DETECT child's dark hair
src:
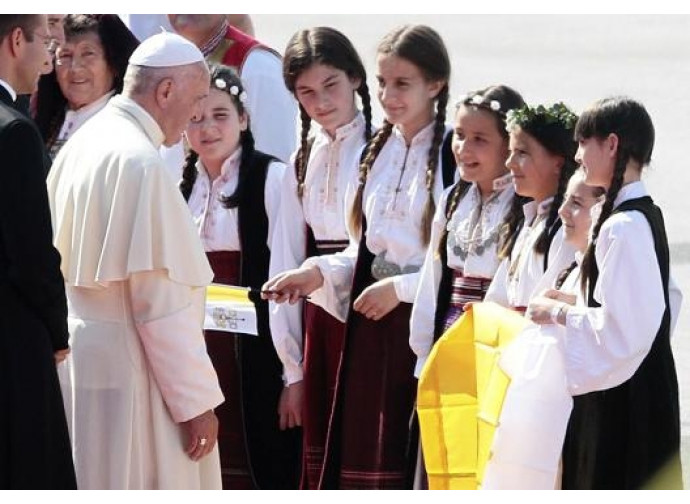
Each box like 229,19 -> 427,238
506,102 -> 579,257
441,85 -> 526,256
350,24 -> 450,245
180,64 -> 256,209
577,96 -> 655,294
283,26 -> 372,199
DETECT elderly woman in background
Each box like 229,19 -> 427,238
33,14 -> 139,158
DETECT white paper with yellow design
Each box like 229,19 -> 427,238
204,284 -> 258,335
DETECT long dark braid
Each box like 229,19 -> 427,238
534,155 -> 578,255
220,129 -> 257,209
358,81 -> 373,142
574,96 -> 656,295
453,85 -> 527,260
295,104 -> 312,199
505,102 -> 579,258
421,84 -> 449,245
579,154 -> 627,294
348,121 -> 394,238
180,64 -> 252,206
555,261 -> 578,290
497,195 -> 529,259
436,179 -> 472,255
374,25 -> 451,245
283,26 -> 372,199
179,150 -> 199,202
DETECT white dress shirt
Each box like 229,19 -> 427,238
0,78 -> 17,101
268,113 -> 367,384
562,181 -> 683,395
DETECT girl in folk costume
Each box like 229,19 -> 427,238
551,168 -> 605,295
527,97 -> 683,489
264,24 -> 456,489
483,102 -> 579,312
479,169 -> 605,490
409,85 -> 525,378
180,65 -> 299,489
269,27 -> 373,490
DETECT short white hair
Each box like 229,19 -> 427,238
122,62 -> 207,97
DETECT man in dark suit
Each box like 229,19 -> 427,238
0,14 -> 76,489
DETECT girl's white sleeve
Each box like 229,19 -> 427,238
267,160 -> 306,384
409,191 -> 447,377
562,212 -> 666,396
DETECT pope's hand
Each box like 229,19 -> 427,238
181,409 -> 219,461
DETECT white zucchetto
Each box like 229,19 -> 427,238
128,31 -> 205,68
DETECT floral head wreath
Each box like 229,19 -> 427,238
213,77 -> 248,105
459,92 -> 508,117
505,102 -> 577,132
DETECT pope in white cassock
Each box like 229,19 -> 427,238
47,32 -> 224,489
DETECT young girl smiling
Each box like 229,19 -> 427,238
269,26 -> 373,489
484,102 -> 579,312
263,24 -> 456,489
527,97 -> 682,489
181,65 -> 298,489
409,85 -> 525,377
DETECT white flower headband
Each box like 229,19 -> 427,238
462,93 -> 503,114
214,78 -> 248,104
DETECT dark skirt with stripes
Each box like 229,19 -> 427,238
301,239 -> 348,490
334,303 -> 417,489
204,251 -> 254,489
442,269 -> 492,331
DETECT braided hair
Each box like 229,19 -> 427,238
506,102 -> 579,257
350,24 -> 451,244
283,27 -> 372,199
576,97 -> 655,294
180,64 -> 256,210
444,85 -> 527,257
348,121 -> 394,238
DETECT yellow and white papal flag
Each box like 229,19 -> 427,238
204,283 -> 258,336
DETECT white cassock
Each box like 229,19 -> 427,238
47,95 -> 224,489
